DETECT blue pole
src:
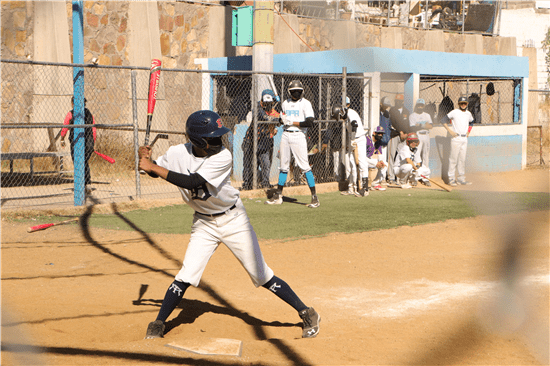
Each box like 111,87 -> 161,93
72,1 -> 85,205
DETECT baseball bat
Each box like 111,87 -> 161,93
27,218 -> 79,233
94,151 -> 115,164
144,59 -> 162,146
420,174 -> 452,192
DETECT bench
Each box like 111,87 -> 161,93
1,151 -> 71,179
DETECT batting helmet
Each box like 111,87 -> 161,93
406,132 -> 419,146
458,96 -> 468,104
331,105 -> 345,120
381,97 -> 391,107
288,80 -> 304,101
186,110 -> 230,152
288,80 -> 303,91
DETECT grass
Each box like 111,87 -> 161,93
18,188 -> 547,241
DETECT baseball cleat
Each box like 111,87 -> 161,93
341,188 -> 355,196
355,188 -> 369,197
458,180 -> 472,185
449,180 -> 458,187
401,183 -> 412,189
373,184 -> 386,191
307,195 -> 320,208
145,320 -> 165,339
265,192 -> 283,205
299,307 -> 321,338
420,180 -> 431,187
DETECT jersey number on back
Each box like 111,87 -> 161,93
190,183 -> 211,201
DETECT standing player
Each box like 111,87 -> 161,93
139,110 -> 320,339
408,98 -> 433,186
331,99 -> 369,197
443,96 -> 474,186
393,133 -> 431,188
265,80 -> 319,208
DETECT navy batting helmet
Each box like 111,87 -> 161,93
331,105 -> 345,120
186,110 -> 230,152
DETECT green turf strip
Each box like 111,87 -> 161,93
80,189 -> 548,240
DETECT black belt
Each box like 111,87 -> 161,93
457,134 -> 467,137
417,130 -> 429,134
284,129 -> 301,133
195,204 -> 237,218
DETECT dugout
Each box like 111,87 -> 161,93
199,47 -> 529,179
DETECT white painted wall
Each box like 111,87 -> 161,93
500,8 -> 550,89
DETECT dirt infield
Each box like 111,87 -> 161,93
2,168 -> 549,365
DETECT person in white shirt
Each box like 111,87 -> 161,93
265,80 -> 319,208
393,133 -> 431,188
408,98 -> 433,186
443,96 -> 474,186
138,110 -> 320,340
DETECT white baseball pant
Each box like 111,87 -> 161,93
279,131 -> 311,173
393,164 -> 431,183
448,135 -> 468,182
175,199 -> 274,288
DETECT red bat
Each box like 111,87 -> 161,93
144,59 -> 162,146
94,151 -> 115,164
27,218 -> 79,233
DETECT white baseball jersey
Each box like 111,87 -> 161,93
281,97 -> 314,133
347,108 -> 366,139
394,143 -> 422,168
409,112 -> 432,133
155,143 -> 239,215
447,109 -> 473,135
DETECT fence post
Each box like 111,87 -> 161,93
72,0 -> 85,206
340,67 -> 347,186
131,70 -> 141,198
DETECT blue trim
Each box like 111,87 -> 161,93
209,47 -> 528,78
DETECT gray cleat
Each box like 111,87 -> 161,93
299,307 -> 321,338
265,192 -> 283,205
145,320 -> 165,339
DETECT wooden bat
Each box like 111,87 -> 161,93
144,59 -> 162,146
420,174 -> 452,192
27,218 -> 79,233
94,151 -> 115,164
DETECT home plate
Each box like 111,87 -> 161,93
165,338 -> 242,357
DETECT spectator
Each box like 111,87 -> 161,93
387,94 -> 410,184
60,97 -> 96,193
443,96 -> 474,186
366,125 -> 388,191
241,89 -> 279,190
408,98 -> 433,180
393,133 -> 431,189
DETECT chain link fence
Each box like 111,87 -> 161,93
1,60 -> 374,208
418,77 -> 521,125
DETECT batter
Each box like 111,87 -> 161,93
139,110 -> 320,339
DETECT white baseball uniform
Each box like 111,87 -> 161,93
279,97 -> 314,173
393,142 -> 430,183
155,143 -> 274,287
409,111 -> 432,164
446,108 -> 473,183
346,108 -> 369,185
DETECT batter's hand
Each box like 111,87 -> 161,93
138,146 -> 152,160
138,155 -> 156,173
280,113 -> 293,126
376,161 -> 385,169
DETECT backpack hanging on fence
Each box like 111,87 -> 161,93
437,96 -> 454,123
468,93 -> 482,123
424,102 -> 437,122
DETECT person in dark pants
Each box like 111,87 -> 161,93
241,89 -> 279,190
60,97 -> 96,193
